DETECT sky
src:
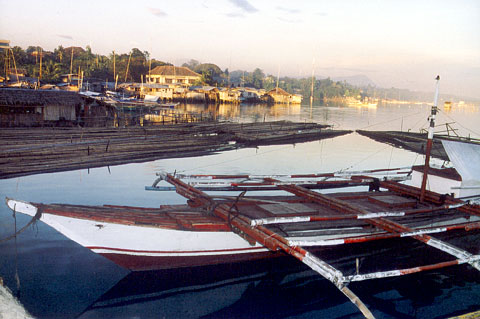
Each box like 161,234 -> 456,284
1,0 -> 479,98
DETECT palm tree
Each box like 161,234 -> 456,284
54,45 -> 65,63
42,60 -> 64,83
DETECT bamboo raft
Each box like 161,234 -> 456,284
0,121 -> 351,179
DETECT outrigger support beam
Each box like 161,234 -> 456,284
162,173 -> 480,318
278,183 -> 480,272
162,173 -> 376,319
147,170 -> 410,192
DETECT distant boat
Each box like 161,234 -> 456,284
346,97 -> 377,108
444,101 -> 452,110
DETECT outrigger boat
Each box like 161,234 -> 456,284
5,77 -> 480,318
6,171 -> 480,318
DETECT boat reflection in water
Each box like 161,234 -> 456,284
78,229 -> 480,319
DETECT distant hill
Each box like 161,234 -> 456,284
332,75 -> 376,87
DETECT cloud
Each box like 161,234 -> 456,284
276,6 -> 300,14
226,12 -> 245,18
228,0 -> 258,13
319,66 -> 378,73
148,7 -> 168,18
57,34 -> 73,40
316,12 -> 328,17
277,17 -> 302,24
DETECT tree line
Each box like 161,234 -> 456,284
1,45 -> 361,100
1,45 -> 170,84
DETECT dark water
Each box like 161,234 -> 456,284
1,102 -> 479,318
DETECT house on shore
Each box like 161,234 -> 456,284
146,66 -> 201,85
238,87 -> 263,103
187,86 -> 219,103
265,88 -> 302,104
0,88 -> 115,127
129,83 -> 174,100
0,88 -> 83,126
219,88 -> 242,103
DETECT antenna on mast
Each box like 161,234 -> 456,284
276,66 -> 280,93
419,75 -> 440,202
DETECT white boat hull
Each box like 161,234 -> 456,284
6,199 -> 271,271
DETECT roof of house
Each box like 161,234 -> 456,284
189,86 -> 217,92
149,65 -> 201,77
267,88 -> 290,96
0,88 -> 84,107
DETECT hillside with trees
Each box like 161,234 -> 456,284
5,44 -> 452,103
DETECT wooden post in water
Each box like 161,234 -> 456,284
420,75 -> 440,202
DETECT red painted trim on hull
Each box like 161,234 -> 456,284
99,250 -> 282,271
87,246 -> 266,254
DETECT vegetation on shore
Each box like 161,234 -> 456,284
5,45 -> 469,103
2,45 -> 362,101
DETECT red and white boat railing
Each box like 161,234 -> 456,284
146,167 -> 412,192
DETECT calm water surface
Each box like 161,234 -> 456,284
1,102 -> 479,318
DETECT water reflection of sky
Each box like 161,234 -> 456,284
181,102 -> 480,137
0,102 -> 479,318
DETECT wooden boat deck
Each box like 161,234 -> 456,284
37,188 -> 478,240
37,203 -> 231,231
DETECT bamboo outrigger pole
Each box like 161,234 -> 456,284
420,75 -> 440,202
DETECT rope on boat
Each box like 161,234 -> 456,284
0,204 -> 43,244
227,191 -> 246,236
437,108 -> 480,137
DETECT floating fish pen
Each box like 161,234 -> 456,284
357,130 -> 480,161
0,121 -> 351,179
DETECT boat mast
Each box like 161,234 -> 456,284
420,75 -> 440,202
38,48 -> 42,87
9,48 -> 20,83
124,51 -> 132,82
310,58 -> 315,106
69,47 -> 74,84
113,50 -> 116,83
276,66 -> 280,93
